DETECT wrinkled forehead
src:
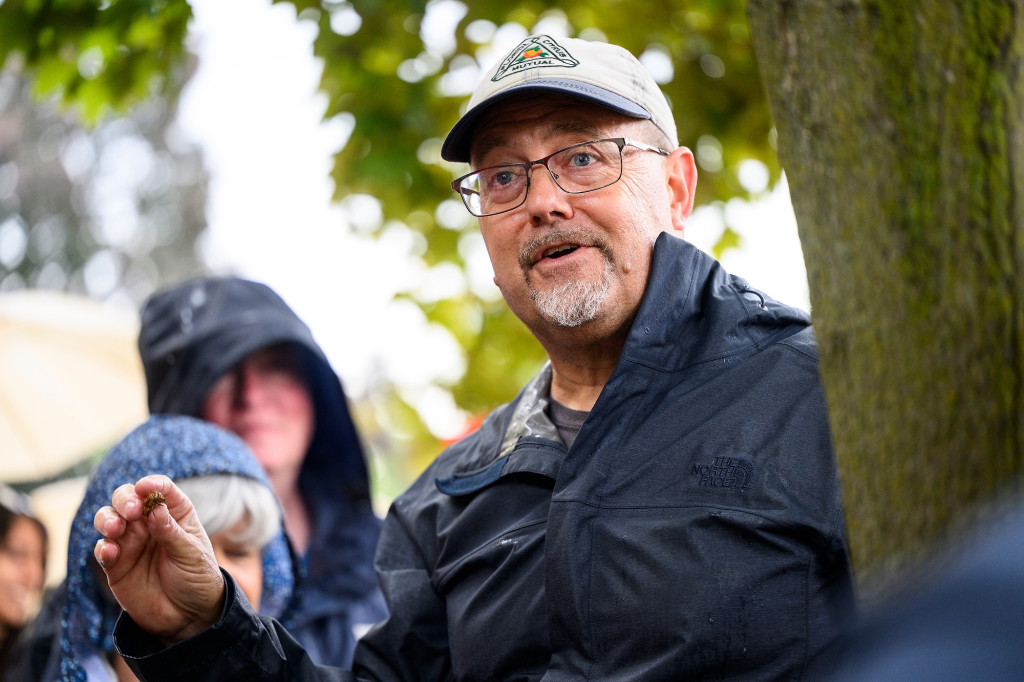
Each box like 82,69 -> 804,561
469,93 -> 644,164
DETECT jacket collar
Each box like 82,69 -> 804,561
498,363 -> 559,457
623,232 -> 811,371
493,233 -> 812,457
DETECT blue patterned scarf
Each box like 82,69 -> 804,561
59,414 -> 298,681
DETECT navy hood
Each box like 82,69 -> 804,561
138,276 -> 372,505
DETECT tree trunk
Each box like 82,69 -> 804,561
745,1 -> 1024,598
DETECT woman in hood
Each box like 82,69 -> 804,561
135,276 -> 385,667
6,414 -> 297,681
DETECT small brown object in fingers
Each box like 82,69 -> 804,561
142,491 -> 166,516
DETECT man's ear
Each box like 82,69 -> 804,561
665,147 -> 698,233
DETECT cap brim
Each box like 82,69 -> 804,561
440,78 -> 654,163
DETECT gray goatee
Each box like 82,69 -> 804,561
519,228 -> 615,328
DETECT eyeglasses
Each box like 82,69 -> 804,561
450,137 -> 669,217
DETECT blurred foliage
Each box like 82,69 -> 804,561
0,0 -> 777,490
0,0 -> 192,123
0,68 -> 208,305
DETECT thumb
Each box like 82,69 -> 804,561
139,483 -> 226,632
145,490 -> 218,570
145,501 -> 185,543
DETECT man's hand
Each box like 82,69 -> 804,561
93,475 -> 226,643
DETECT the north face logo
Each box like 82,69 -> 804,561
492,35 -> 579,82
691,457 -> 754,490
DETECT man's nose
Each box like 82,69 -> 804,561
523,163 -> 572,220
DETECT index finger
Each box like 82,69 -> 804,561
110,482 -> 144,522
94,504 -> 127,541
110,475 -> 174,521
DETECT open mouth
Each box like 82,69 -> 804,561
520,230 -> 600,269
543,244 -> 580,259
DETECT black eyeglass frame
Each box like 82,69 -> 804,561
450,137 -> 670,217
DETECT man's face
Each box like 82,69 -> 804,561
469,94 -> 693,344
200,345 -> 314,482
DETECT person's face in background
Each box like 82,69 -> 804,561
208,518 -> 263,610
200,346 -> 315,485
0,516 -> 46,632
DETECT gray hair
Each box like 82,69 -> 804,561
177,474 -> 281,548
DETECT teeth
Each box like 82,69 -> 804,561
544,245 -> 576,258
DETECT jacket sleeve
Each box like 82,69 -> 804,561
114,570 -> 353,682
351,495 -> 453,681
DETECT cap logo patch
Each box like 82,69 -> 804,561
492,35 -> 579,82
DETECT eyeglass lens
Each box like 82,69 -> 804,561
459,139 -> 624,217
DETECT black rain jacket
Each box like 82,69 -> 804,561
118,235 -> 854,681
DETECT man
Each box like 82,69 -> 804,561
94,35 -> 855,680
137,276 -> 387,667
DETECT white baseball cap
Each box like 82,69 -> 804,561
441,35 -> 678,162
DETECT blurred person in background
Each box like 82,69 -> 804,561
136,276 -> 385,668
0,485 -> 47,674
824,496 -> 1024,681
5,414 -> 297,681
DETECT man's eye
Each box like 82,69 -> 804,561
493,170 -> 516,186
569,152 -> 594,167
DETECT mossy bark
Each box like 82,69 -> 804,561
746,0 -> 1024,598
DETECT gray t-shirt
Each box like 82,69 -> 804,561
546,398 -> 589,449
